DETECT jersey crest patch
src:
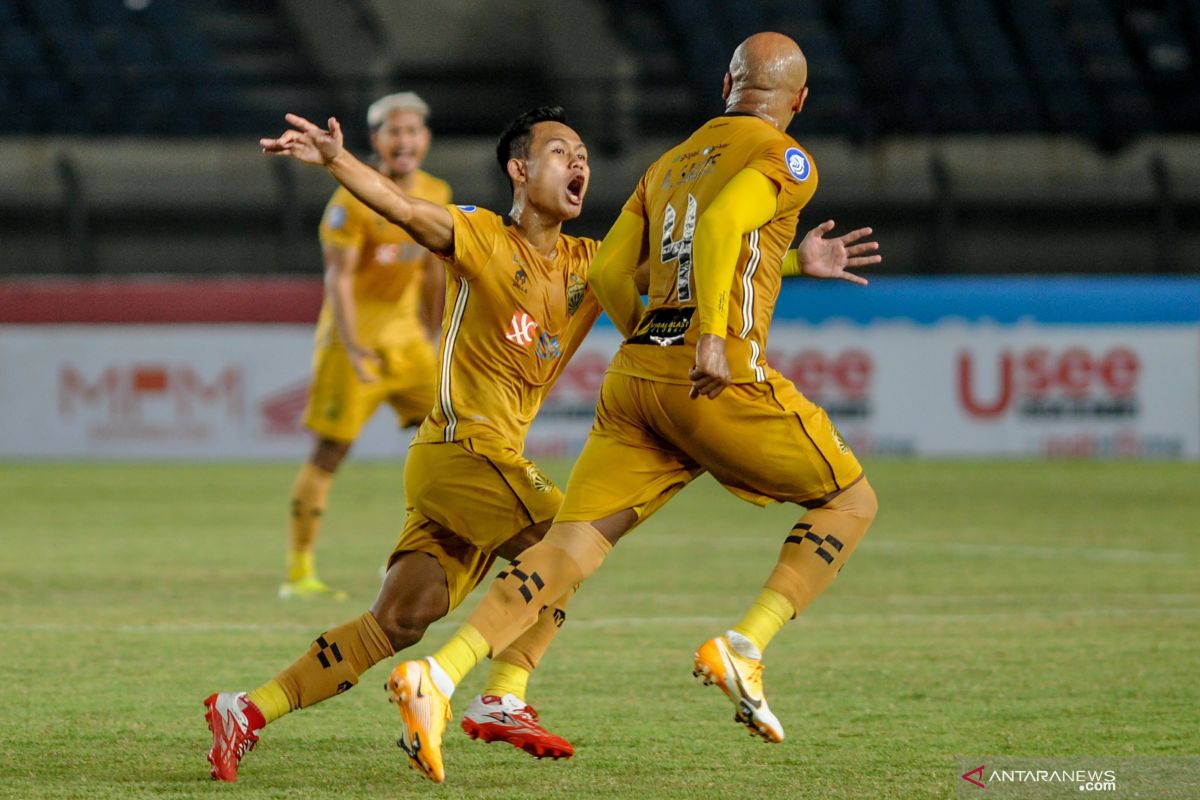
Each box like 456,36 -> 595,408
784,147 -> 811,182
326,205 -> 347,230
567,273 -> 586,315
525,464 -> 556,493
504,311 -> 539,347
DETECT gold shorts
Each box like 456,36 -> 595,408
557,368 -> 862,525
388,438 -> 564,611
303,336 -> 436,442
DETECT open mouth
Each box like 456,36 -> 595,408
566,174 -> 585,205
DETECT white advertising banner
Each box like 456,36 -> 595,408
1,323 -> 1197,459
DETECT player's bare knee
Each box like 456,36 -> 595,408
372,601 -> 438,652
310,438 -> 351,473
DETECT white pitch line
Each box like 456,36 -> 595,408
867,540 -> 1192,565
1,606 -> 1198,635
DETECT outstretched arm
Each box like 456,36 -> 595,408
261,114 -> 455,255
781,220 -> 881,284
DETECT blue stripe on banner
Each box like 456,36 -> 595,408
597,277 -> 1200,327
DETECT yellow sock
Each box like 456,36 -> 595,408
288,462 -> 334,580
287,550 -> 316,583
482,661 -> 531,701
733,588 -> 795,653
246,679 -> 292,725
432,624 -> 490,686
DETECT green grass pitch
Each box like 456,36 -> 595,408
0,459 -> 1197,799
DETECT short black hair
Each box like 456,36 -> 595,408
496,105 -> 568,188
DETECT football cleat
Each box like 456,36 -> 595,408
387,658 -> 452,783
203,692 -> 265,782
461,694 -> 574,760
693,634 -> 785,743
278,576 -> 348,601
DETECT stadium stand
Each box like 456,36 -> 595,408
0,0 -> 1197,278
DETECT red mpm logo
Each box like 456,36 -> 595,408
958,347 -> 1139,418
259,379 -> 310,436
59,363 -> 244,421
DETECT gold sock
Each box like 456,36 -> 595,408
431,624 -> 490,686
246,680 -> 291,725
288,462 -> 334,580
482,661 -> 531,701
489,584 -> 575,675
765,479 -> 878,614
467,523 -> 610,656
270,611 -> 394,711
733,588 -> 795,653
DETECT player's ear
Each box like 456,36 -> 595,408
722,72 -> 733,101
506,158 -> 527,186
794,86 -> 809,113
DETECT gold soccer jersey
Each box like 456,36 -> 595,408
316,170 -> 452,349
610,114 -> 818,385
412,205 -> 601,452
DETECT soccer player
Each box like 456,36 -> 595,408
282,91 -> 448,601
387,32 -> 882,783
203,106 -> 619,782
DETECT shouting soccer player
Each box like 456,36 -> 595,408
203,106 -> 623,781
388,32 -> 882,783
282,92 -> 448,602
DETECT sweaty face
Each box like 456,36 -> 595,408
370,110 -> 431,179
520,121 -> 590,221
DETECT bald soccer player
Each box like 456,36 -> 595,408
203,106 -> 651,782
388,32 -> 882,783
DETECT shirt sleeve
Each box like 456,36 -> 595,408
620,173 -> 648,219
746,139 -> 819,217
319,187 -> 368,249
443,205 -> 500,280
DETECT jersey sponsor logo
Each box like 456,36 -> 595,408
326,205 -> 348,230
504,311 -> 539,347
784,147 -> 811,182
456,204 -> 477,213
626,306 -> 695,346
535,331 -> 562,361
566,273 -> 586,315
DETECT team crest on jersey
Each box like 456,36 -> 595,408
504,311 -> 539,347
831,423 -> 850,454
325,205 -> 347,230
784,147 -> 811,182
567,273 -> 586,315
525,464 -> 556,493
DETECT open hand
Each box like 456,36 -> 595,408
260,114 -> 345,166
795,220 -> 881,285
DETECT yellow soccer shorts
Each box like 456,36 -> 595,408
303,336 -> 437,442
557,367 -> 863,525
387,438 -> 565,611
